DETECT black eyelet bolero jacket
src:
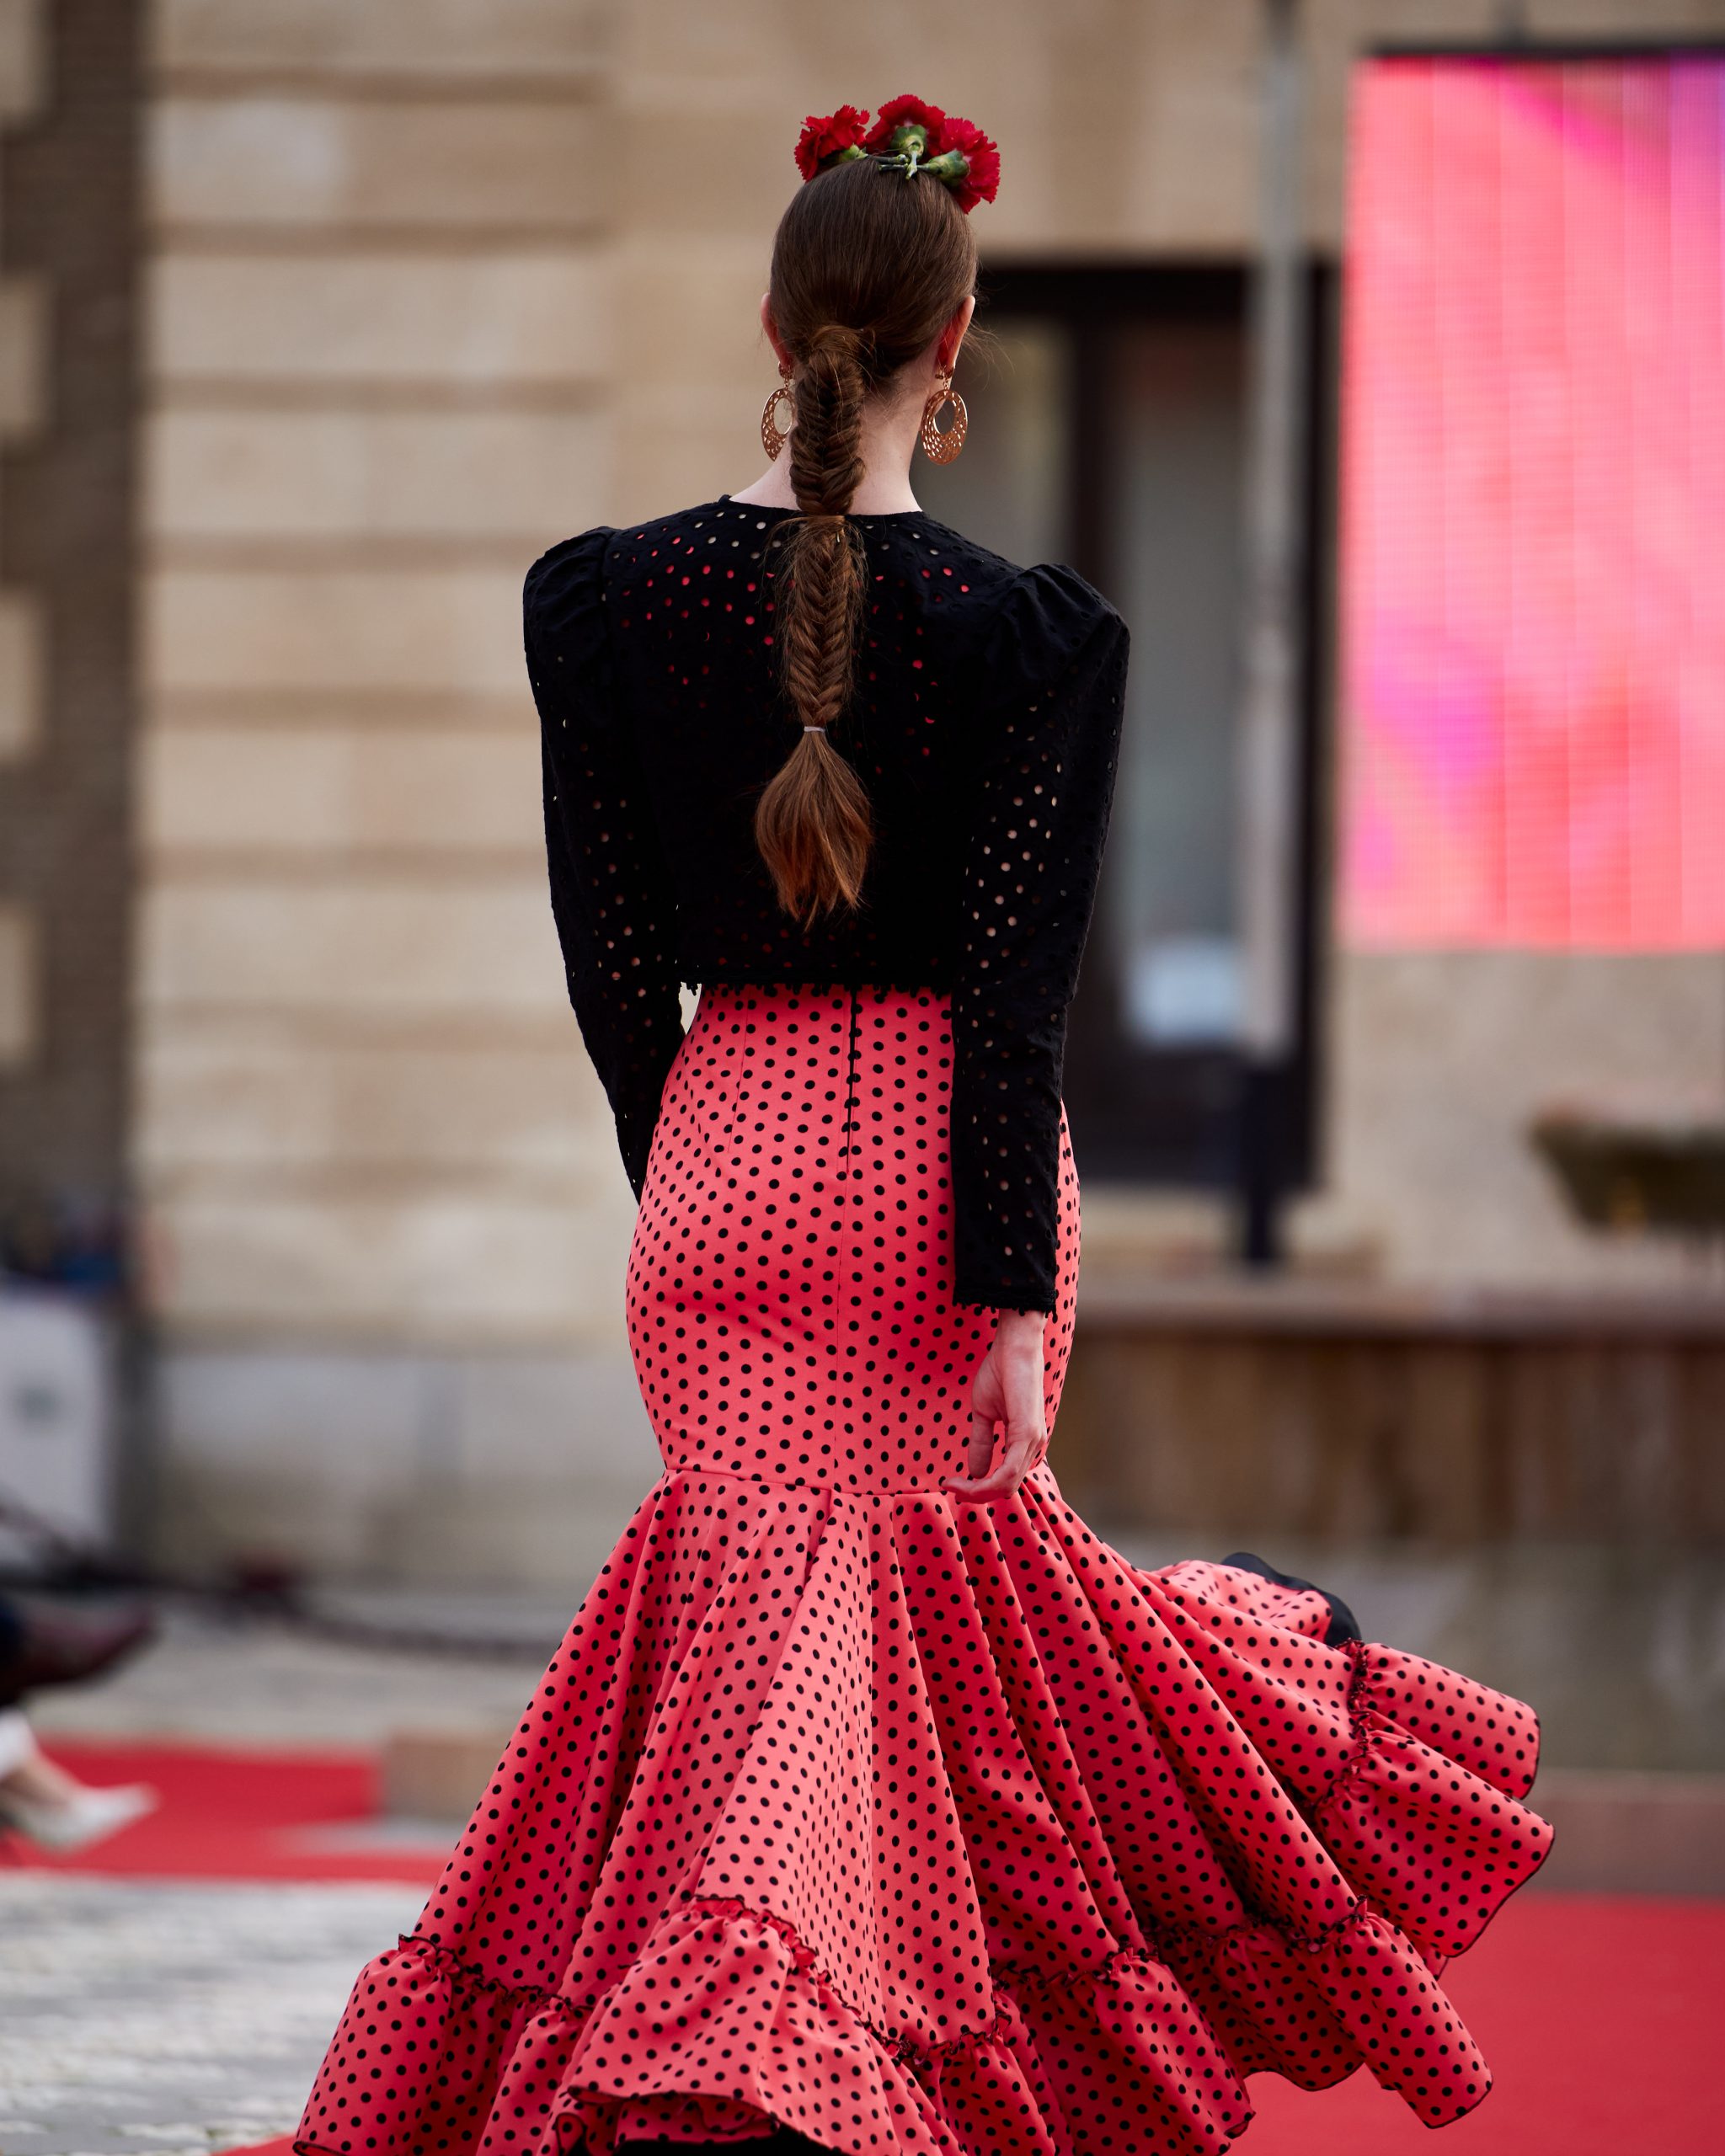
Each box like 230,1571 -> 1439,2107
525,495 -> 1129,1314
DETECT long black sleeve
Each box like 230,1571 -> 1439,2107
526,530 -> 686,1196
949,566 -> 1130,1310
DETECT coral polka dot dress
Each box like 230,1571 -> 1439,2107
295,501 -> 1551,2156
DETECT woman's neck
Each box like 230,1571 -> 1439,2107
729,387 -> 926,515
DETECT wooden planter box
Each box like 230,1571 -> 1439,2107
1056,1278 -> 1725,1547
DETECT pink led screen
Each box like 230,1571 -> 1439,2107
1340,52 -> 1725,947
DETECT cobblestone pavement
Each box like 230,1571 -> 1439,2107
29,1597 -> 563,1749
0,1873 -> 422,2156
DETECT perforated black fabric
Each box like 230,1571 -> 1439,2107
526,496 -> 1128,1311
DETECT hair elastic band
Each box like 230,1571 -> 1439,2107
804,724 -> 826,734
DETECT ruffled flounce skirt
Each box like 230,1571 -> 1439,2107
294,1470 -> 1550,2156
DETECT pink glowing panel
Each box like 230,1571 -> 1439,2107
1339,53 -> 1725,947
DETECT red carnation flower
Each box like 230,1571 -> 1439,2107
932,114 -> 1001,212
794,104 -> 870,182
864,93 -> 946,159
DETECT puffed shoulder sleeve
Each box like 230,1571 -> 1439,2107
951,563 -> 1130,1310
526,528 -> 686,1199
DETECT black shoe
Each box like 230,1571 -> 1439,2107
0,1598 -> 157,1708
1220,1551 -> 1362,1646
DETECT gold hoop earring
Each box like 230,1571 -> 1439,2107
920,371 -> 967,464
761,362 -> 794,461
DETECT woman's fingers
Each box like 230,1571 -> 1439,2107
948,1310 -> 1049,1498
964,1411 -> 998,1481
946,1417 -> 1048,1500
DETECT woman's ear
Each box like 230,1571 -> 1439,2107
761,293 -> 792,370
937,294 -> 977,376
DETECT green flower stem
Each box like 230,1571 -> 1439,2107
920,150 -> 970,185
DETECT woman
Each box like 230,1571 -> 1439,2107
296,99 -> 1549,2156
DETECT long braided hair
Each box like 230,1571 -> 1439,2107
756,157 -> 977,921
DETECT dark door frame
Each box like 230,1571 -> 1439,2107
973,259 -> 1337,1190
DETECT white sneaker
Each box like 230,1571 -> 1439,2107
0,1780 -> 158,1852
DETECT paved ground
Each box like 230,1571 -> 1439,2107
29,1594 -> 561,1749
4,1600 -> 542,2156
0,1874 -> 422,2156
27,1537 -> 1725,1767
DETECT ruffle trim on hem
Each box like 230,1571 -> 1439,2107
292,1866 -> 1544,2156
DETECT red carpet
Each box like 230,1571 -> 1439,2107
222,1894 -> 1723,2156
8,1738 -> 441,1883
1248,1892 -> 1721,2153
12,1744 -> 1715,2153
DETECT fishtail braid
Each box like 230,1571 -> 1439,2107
756,326 -> 874,919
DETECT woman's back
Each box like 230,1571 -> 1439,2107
527,494 -> 1129,1311
526,495 -> 1121,991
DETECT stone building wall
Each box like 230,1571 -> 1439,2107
136,1 -> 650,1578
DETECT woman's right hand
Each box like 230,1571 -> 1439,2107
946,1308 -> 1049,1501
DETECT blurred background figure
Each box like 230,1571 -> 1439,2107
0,1586 -> 156,1848
0,3 -> 1722,2153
